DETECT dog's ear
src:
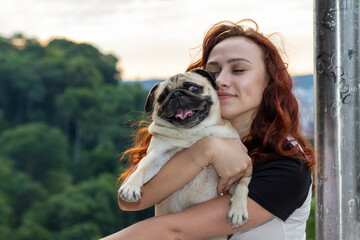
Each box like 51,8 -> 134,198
191,69 -> 217,89
145,82 -> 160,113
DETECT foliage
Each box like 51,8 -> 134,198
0,123 -> 68,181
0,34 -> 151,239
306,196 -> 316,240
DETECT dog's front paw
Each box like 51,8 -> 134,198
118,181 -> 142,202
227,197 -> 249,228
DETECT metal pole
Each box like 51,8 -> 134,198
314,0 -> 360,239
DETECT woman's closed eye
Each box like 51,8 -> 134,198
233,69 -> 245,73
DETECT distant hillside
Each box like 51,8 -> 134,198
292,75 -> 314,137
123,78 -> 164,90
293,74 -> 313,89
123,75 -> 315,136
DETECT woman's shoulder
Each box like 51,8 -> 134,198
248,154 -> 312,221
251,154 -> 312,193
254,154 -> 310,173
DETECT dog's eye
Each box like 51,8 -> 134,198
183,82 -> 203,93
189,86 -> 199,92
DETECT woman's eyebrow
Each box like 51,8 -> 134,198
207,58 -> 252,66
228,58 -> 252,64
206,61 -> 219,66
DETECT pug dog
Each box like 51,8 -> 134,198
118,69 -> 251,237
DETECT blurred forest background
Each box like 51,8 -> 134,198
0,34 -> 315,240
0,34 -> 155,240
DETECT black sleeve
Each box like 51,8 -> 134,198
248,156 -> 312,221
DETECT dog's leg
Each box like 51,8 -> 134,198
227,176 -> 251,228
118,148 -> 180,202
118,153 -> 154,202
142,148 -> 180,184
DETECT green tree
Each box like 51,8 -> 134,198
93,84 -> 148,151
0,36 -> 16,54
36,54 -> 67,125
56,87 -> 100,161
55,222 -> 101,240
15,219 -> 52,240
43,174 -> 124,238
55,84 -> 148,163
306,196 -> 315,240
0,157 -> 14,239
2,171 -> 47,226
65,56 -> 104,89
75,141 -> 118,182
0,156 -> 50,238
46,39 -> 119,85
0,36 -> 120,129
0,49 -> 44,125
0,123 -> 69,181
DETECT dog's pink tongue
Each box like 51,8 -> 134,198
175,109 -> 193,120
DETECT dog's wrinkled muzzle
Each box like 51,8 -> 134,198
157,87 -> 213,128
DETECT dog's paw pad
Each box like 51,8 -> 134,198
118,184 -> 142,202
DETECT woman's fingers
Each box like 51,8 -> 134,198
217,175 -> 243,196
216,161 -> 252,196
237,139 -> 248,153
243,163 -> 253,177
217,178 -> 234,196
217,181 -> 226,196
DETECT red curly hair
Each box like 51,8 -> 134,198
119,19 -> 315,183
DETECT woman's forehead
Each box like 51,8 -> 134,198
207,37 -> 263,64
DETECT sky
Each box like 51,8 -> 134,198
0,0 -> 314,81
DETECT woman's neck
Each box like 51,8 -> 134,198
228,111 -> 256,139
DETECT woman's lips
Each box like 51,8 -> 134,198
217,92 -> 236,100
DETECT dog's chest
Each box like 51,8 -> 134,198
156,166 -> 219,215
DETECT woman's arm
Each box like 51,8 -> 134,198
118,136 -> 252,211
104,195 -> 274,240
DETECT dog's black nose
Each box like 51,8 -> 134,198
172,91 -> 183,99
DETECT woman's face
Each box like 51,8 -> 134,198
205,37 -> 268,125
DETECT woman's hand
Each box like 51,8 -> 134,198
197,136 -> 252,195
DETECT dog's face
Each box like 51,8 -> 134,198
145,69 -> 219,128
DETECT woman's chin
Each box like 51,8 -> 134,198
220,110 -> 234,121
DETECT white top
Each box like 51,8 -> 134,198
231,184 -> 312,240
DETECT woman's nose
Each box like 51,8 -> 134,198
216,71 -> 231,88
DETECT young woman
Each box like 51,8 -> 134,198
102,19 -> 315,240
